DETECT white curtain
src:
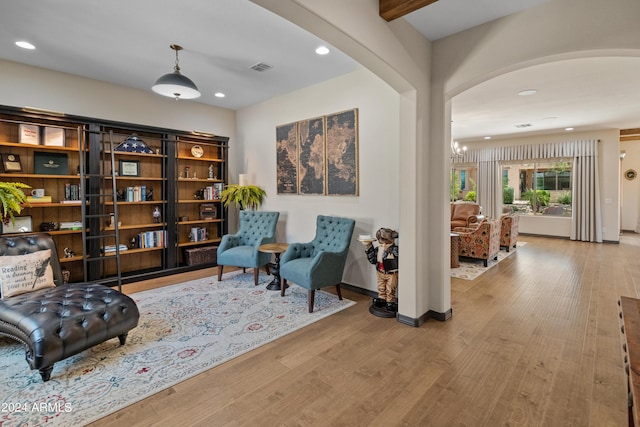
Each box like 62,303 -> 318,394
452,139 -> 602,242
477,159 -> 502,219
570,141 -> 602,242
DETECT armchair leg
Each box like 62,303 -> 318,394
217,265 -> 224,281
265,263 -> 271,275
335,284 -> 343,300
484,259 -> 488,267
253,269 -> 259,286
281,279 -> 287,297
308,290 -> 315,313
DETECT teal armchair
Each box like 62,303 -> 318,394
279,215 -> 355,312
217,211 -> 279,285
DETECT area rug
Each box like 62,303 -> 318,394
0,271 -> 355,426
451,241 -> 527,280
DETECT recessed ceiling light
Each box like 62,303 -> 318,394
315,46 -> 330,55
484,136 -> 492,140
15,41 -> 35,50
518,89 -> 537,96
565,127 -> 574,131
214,92 -> 225,98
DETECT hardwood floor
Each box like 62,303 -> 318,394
90,234 -> 639,426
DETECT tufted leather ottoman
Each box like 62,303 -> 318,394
0,234 -> 139,381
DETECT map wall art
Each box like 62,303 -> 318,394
276,108 -> 358,196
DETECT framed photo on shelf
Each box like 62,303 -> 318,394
0,153 -> 22,172
44,127 -> 65,147
119,160 -> 140,177
1,216 -> 32,234
18,124 -> 40,145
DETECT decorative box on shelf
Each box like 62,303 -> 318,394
183,246 -> 217,266
200,203 -> 217,219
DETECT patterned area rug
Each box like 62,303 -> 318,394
0,271 -> 355,426
451,241 -> 527,280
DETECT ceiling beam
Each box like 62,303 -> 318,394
380,0 -> 439,21
621,129 -> 640,142
620,128 -> 640,137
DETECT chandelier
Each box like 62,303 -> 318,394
451,140 -> 467,157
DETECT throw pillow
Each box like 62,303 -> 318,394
0,249 -> 55,299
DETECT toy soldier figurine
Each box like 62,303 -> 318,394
364,228 -> 399,316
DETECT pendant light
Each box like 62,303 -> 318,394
152,44 -> 200,100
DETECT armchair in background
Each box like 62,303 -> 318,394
500,213 -> 519,252
451,202 -> 481,229
279,215 -> 355,313
454,219 -> 501,267
217,211 -> 279,285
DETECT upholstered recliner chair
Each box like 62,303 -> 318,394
454,219 -> 501,267
217,211 -> 279,285
500,213 -> 519,252
279,215 -> 355,313
0,233 -> 139,381
451,202 -> 481,229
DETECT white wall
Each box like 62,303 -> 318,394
0,59 -> 236,140
237,68 -> 400,292
253,0 -> 437,320
621,140 -> 640,232
464,129 -> 621,241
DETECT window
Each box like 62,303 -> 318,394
503,160 -> 572,217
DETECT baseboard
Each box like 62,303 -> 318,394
341,283 -> 453,326
397,308 -> 452,327
341,282 -> 377,298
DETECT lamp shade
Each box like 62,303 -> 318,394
152,71 -> 200,99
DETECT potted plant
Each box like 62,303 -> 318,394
0,181 -> 30,224
220,184 -> 266,210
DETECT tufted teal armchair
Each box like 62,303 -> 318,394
279,215 -> 355,312
217,211 -> 279,285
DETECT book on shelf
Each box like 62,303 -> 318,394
59,221 -> 83,230
59,199 -> 82,204
102,244 -> 129,253
26,195 -> 52,204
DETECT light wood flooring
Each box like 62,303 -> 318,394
90,234 -> 640,426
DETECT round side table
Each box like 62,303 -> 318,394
258,243 -> 289,291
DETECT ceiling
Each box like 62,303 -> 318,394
0,0 -> 638,142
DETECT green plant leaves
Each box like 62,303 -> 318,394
0,181 -> 30,224
220,184 -> 266,210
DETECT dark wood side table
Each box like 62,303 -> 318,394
450,232 -> 460,268
258,242 -> 289,291
619,296 -> 640,426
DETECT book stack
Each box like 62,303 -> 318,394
63,183 -> 81,202
59,221 -> 83,230
102,244 -> 129,253
137,230 -> 166,248
124,186 -> 147,202
26,195 -> 52,204
189,226 -> 208,242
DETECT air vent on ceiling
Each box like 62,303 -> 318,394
249,62 -> 274,72
515,123 -> 532,128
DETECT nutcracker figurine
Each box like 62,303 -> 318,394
363,227 -> 399,316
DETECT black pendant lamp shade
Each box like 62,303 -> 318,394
152,44 -> 201,100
